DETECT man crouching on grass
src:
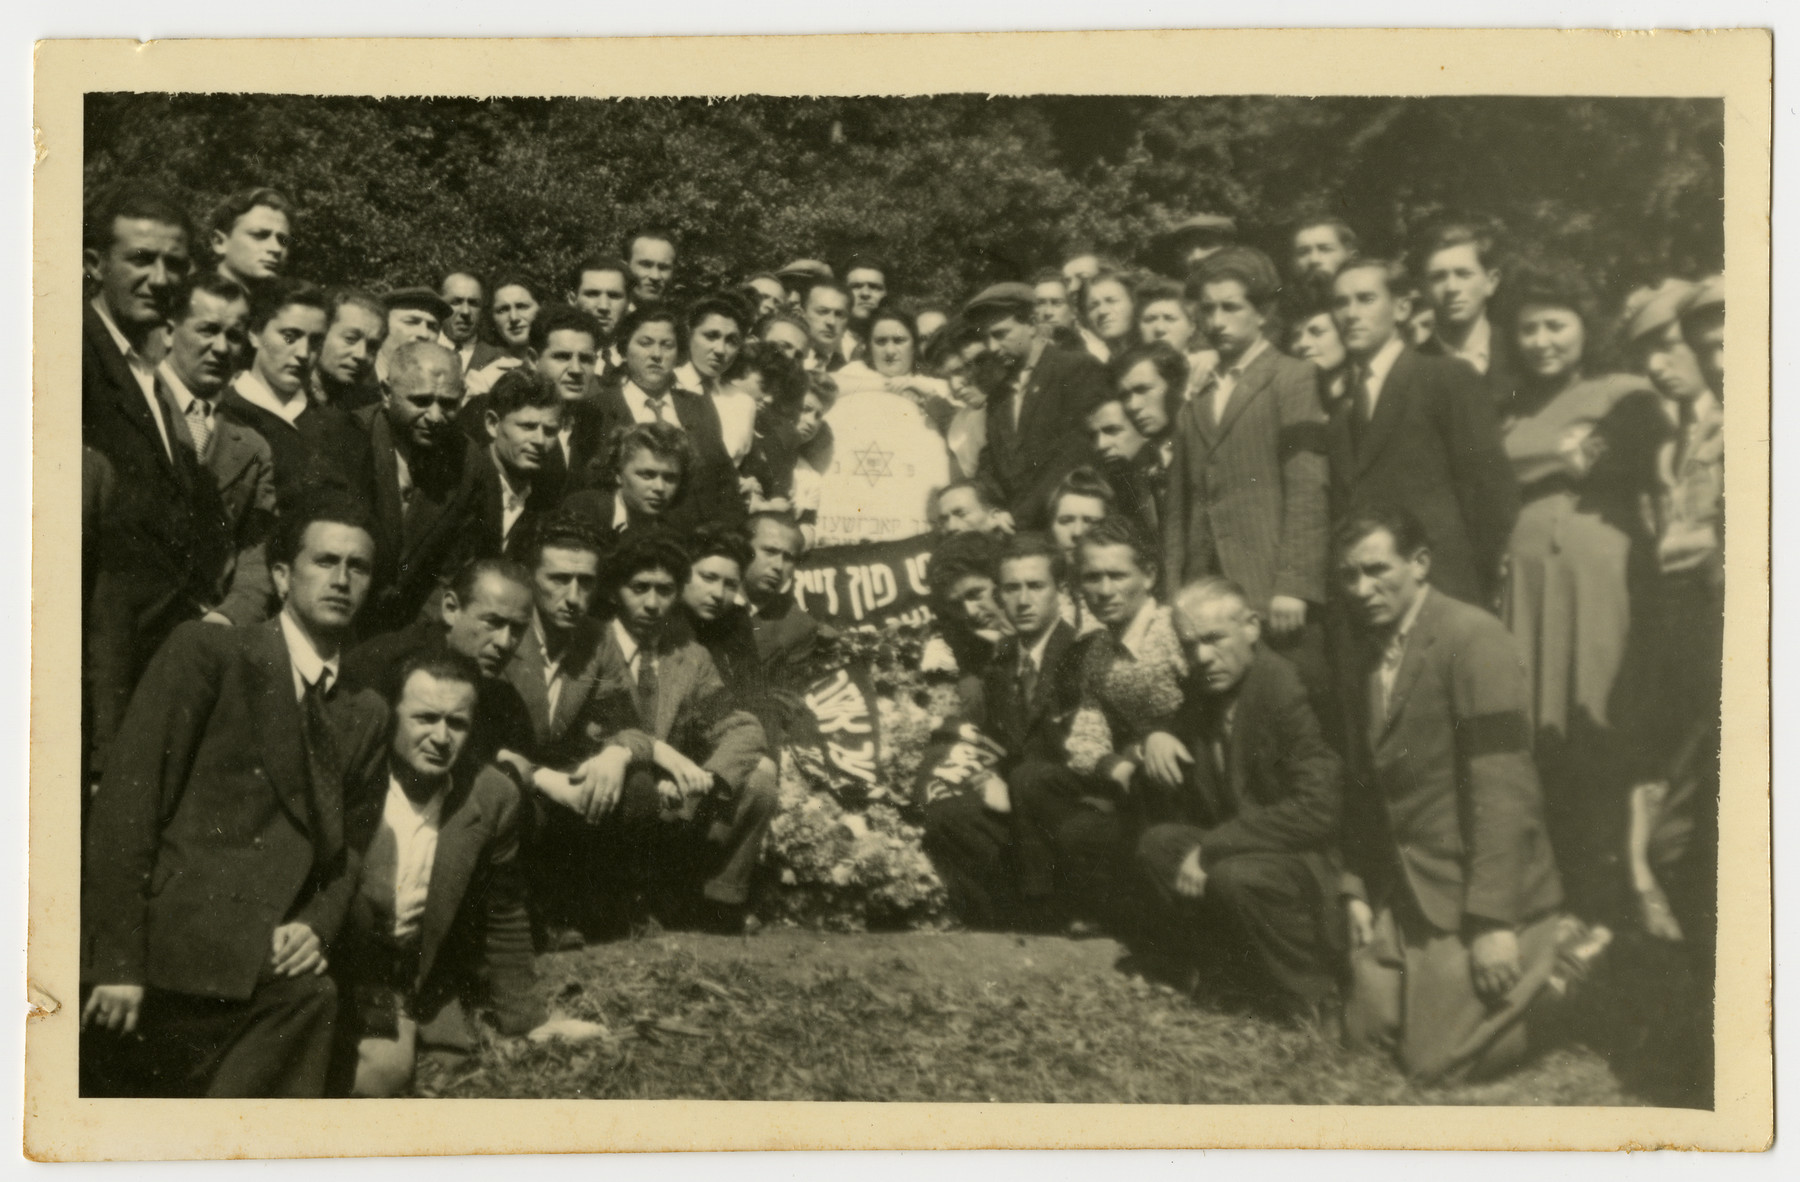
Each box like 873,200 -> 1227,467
532,530 -> 778,935
1131,577 -> 1346,1025
330,650 -> 543,1097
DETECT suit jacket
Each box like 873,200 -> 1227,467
1418,329 -> 1522,415
339,762 -> 542,1044
503,616 -> 611,770
1325,347 -> 1519,606
978,343 -> 1110,528
160,379 -> 279,626
964,620 -> 1084,770
1337,589 -> 1563,934
217,382 -> 377,515
1164,345 -> 1331,610
585,378 -> 745,532
355,405 -> 486,637
469,447 -> 559,563
582,625 -> 769,792
1152,647 -> 1342,866
83,619 -> 388,1000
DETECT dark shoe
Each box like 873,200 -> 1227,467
694,900 -> 748,936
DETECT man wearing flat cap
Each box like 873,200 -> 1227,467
376,287 -> 453,388
775,259 -> 835,311
1156,212 -> 1237,279
967,281 -> 1110,530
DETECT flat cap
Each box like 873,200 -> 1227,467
776,258 -> 835,282
1683,273 -> 1724,318
1621,278 -> 1696,343
1164,212 -> 1238,241
383,286 -> 452,323
963,281 -> 1036,319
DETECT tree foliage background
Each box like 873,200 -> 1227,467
85,93 -> 1723,314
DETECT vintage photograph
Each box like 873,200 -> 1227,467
27,31 -> 1773,1158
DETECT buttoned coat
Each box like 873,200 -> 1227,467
1162,344 -> 1330,610
978,343 -> 1110,528
1337,590 -> 1563,934
1324,348 -> 1519,606
159,377 -> 279,626
83,618 -> 389,1000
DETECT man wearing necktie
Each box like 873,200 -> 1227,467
1323,257 -> 1517,608
530,531 -> 776,936
82,502 -> 389,1097
1132,578 -> 1345,1022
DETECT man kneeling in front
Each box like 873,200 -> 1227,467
331,650 -> 543,1096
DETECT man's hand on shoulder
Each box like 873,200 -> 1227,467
81,984 -> 144,1034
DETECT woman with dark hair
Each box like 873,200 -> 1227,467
1498,260 -> 1671,921
724,340 -> 809,514
464,274 -> 546,397
675,294 -> 754,462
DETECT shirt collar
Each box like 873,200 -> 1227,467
611,617 -> 642,669
1459,317 -> 1492,366
490,446 -> 527,504
386,769 -> 448,824
1019,623 -> 1056,672
1361,335 -> 1406,398
613,493 -> 632,531
1391,585 -> 1431,648
624,380 -> 671,415
1225,336 -> 1269,377
279,608 -> 340,695
157,360 -> 205,416
1118,599 -> 1159,661
91,296 -> 151,361
233,367 -> 308,425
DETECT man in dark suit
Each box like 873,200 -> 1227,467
916,533 -> 1084,929
470,368 -> 566,562
1414,222 -> 1519,413
1132,578 -> 1344,1019
81,184 -> 233,779
81,502 -> 389,1097
1325,258 -> 1518,607
331,649 -> 543,1097
355,340 -> 484,637
154,272 -> 279,629
742,512 -> 830,690
584,305 -> 743,532
1113,341 -> 1183,543
503,513 -> 610,772
218,278 -> 376,515
967,283 -> 1110,529
1332,508 -> 1606,1082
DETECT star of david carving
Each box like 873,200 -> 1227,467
851,441 -> 896,487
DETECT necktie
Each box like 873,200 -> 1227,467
300,671 -> 346,870
646,395 -> 669,424
1349,364 -> 1374,452
185,399 -> 214,462
636,649 -> 660,727
1017,653 -> 1039,714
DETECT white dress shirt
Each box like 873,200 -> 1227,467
492,451 -> 528,543
1209,337 -> 1270,424
380,771 -> 447,944
1376,585 -> 1431,719
278,609 -> 341,701
622,380 -> 677,425
1355,335 -> 1408,418
533,616 -> 569,721
157,360 -> 216,453
92,296 -> 172,462
610,618 -> 658,688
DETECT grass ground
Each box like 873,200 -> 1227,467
413,927 -> 1646,1105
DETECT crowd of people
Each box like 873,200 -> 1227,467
77,180 -> 1726,1100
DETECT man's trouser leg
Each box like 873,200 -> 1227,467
1008,759 -> 1096,903
922,791 -> 1019,929
529,770 -> 664,935
126,969 -> 340,1099
698,757 -> 779,907
1137,824 -> 1338,1007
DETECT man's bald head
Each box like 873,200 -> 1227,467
384,340 -> 465,452
388,339 -> 463,396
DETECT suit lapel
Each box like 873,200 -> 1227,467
1356,348 -> 1414,476
553,620 -> 607,736
1376,591 -> 1442,743
416,770 -> 485,988
368,414 -> 407,562
507,625 -> 554,741
89,306 -> 182,482
1212,347 -> 1276,444
249,619 -> 316,839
